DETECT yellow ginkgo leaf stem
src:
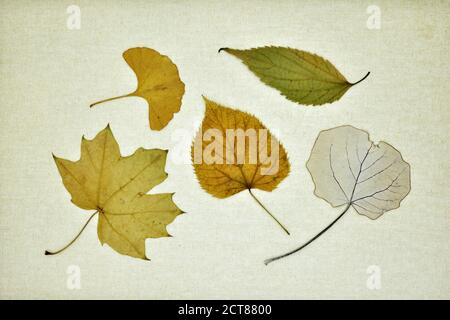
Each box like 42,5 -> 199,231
45,211 -> 98,256
90,93 -> 133,108
248,189 -> 290,235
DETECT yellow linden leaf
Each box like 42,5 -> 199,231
90,47 -> 185,131
47,125 -> 183,260
192,97 -> 291,234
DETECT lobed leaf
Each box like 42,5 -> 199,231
53,125 -> 183,259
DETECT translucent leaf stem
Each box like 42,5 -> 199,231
264,203 -> 351,265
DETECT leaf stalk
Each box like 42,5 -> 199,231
350,71 -> 370,86
90,94 -> 132,108
264,203 -> 351,265
45,211 -> 98,256
248,189 -> 290,235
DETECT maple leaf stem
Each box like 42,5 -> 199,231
90,94 -> 132,108
264,203 -> 352,265
248,189 -> 290,235
349,71 -> 370,86
45,211 -> 98,256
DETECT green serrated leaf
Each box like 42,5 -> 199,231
220,46 -> 369,106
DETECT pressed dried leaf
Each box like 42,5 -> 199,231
220,46 -> 369,106
90,47 -> 185,131
307,125 -> 411,219
191,97 -> 291,234
49,125 -> 182,259
265,125 -> 410,264
192,97 -> 290,197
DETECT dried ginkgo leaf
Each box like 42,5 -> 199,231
265,125 -> 411,264
46,125 -> 183,260
220,46 -> 369,106
192,97 -> 290,234
90,47 -> 185,131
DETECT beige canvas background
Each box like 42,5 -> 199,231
0,0 -> 449,299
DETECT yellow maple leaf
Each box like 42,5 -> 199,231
47,125 -> 183,260
90,47 -> 185,131
192,97 -> 290,234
